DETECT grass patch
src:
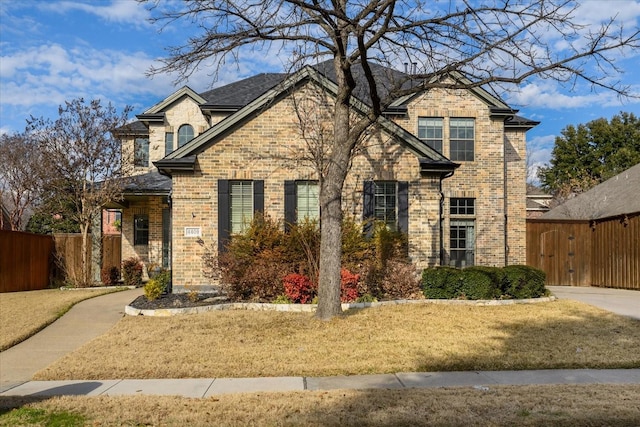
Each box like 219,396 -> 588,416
34,300 -> 640,380
0,406 -> 84,427
0,384 -> 639,426
0,288 -> 121,351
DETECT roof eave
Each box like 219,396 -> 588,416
154,156 -> 198,176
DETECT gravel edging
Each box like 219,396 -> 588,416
125,295 -> 557,317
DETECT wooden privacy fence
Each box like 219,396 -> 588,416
0,230 -> 54,292
527,214 -> 640,289
53,234 -> 122,284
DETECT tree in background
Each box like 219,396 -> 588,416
145,0 -> 639,320
0,132 -> 43,231
27,99 -> 132,287
539,112 -> 640,200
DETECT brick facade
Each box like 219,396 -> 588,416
119,72 -> 532,290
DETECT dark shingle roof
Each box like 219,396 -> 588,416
115,120 -> 148,136
541,162 -> 640,220
122,171 -> 172,195
199,73 -> 287,108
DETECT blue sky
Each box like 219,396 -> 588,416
1,0 -> 639,182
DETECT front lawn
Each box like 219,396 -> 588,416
34,300 -> 640,380
0,288 -> 120,351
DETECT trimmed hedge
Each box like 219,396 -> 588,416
421,265 -> 546,300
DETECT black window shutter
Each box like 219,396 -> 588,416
363,180 -> 375,235
218,180 -> 230,253
397,181 -> 409,234
284,180 -> 296,231
254,180 -> 264,214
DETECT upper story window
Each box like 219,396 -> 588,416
418,117 -> 443,152
134,137 -> 149,167
449,118 -> 474,161
178,124 -> 194,147
165,132 -> 174,156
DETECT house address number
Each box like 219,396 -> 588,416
184,227 -> 202,237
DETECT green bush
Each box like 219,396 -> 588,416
144,279 -> 164,301
273,294 -> 293,304
144,269 -> 171,301
422,265 -> 547,300
122,257 -> 143,288
458,269 -> 499,300
421,267 -> 462,299
503,265 -> 547,299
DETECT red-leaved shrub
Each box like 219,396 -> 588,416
283,273 -> 316,303
340,268 -> 360,302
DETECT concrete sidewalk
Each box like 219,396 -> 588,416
2,369 -> 639,398
0,288 -> 143,393
547,286 -> 640,320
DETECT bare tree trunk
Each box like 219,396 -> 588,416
80,222 -> 90,287
316,58 -> 354,320
316,174 -> 345,320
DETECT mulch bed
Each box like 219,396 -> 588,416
129,293 -> 229,310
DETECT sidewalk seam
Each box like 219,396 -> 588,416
202,378 -> 216,398
394,373 -> 407,388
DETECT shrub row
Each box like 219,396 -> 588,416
211,214 -> 421,303
421,265 -> 547,300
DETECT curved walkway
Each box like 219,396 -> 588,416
547,286 -> 640,320
0,288 -> 142,393
1,286 -> 639,398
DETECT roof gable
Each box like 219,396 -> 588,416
160,66 -> 451,166
144,86 -> 206,114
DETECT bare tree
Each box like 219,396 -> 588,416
145,0 -> 639,320
0,132 -> 43,231
27,99 -> 132,287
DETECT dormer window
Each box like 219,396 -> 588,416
178,124 -> 194,147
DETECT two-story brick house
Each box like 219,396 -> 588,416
114,62 -> 537,292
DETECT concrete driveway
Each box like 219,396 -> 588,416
547,286 -> 640,320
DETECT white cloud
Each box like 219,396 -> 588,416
39,0 -> 150,26
506,79 -> 640,110
527,134 -> 556,183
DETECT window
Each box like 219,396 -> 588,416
449,118 -> 474,161
165,132 -> 174,156
449,197 -> 475,267
134,214 -> 149,245
178,124 -> 194,147
296,181 -> 319,221
374,182 -> 397,230
450,198 -> 475,215
363,181 -> 409,234
218,180 -> 264,252
418,117 -> 443,152
450,220 -> 475,268
230,181 -> 254,234
134,138 -> 149,167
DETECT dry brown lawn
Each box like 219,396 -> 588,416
0,288 -> 119,351
34,300 -> 640,380
1,384 -> 639,426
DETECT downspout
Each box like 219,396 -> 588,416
503,135 -> 509,266
439,171 -> 454,266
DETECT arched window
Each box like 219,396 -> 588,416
178,124 -> 194,147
